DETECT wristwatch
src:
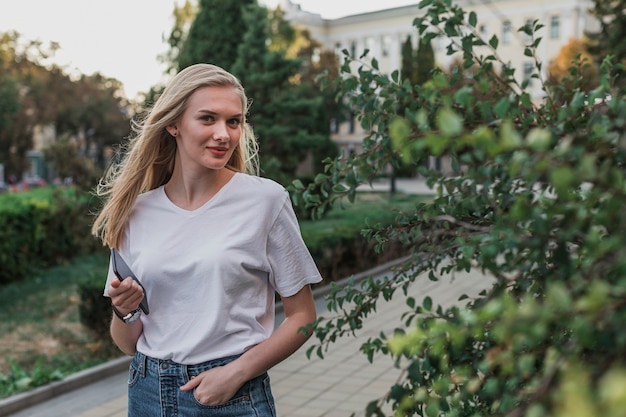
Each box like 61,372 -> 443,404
112,305 -> 142,324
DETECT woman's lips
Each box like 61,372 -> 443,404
208,147 -> 228,157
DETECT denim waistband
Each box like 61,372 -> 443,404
133,351 -> 241,379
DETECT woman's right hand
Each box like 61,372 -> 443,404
109,277 -> 144,316
108,277 -> 145,355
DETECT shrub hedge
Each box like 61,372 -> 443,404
0,187 -> 102,284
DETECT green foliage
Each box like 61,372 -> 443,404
298,192 -> 425,282
43,134 -> 102,190
231,3 -> 337,185
178,0 -> 255,71
78,282 -> 112,340
0,74 -> 20,133
0,254 -> 115,399
159,0 -> 198,77
0,357 -> 64,398
297,1 -> 626,415
0,187 -> 102,284
415,37 -> 435,86
0,31 -> 130,180
586,0 -> 626,88
401,35 -> 417,84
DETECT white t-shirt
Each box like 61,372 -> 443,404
104,173 -> 322,364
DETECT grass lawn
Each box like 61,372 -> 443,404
0,191 -> 424,397
0,251 -> 117,397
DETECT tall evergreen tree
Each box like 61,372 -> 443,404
415,37 -> 435,85
586,0 -> 626,86
160,0 -> 198,76
177,0 -> 254,72
400,35 -> 416,85
231,4 -> 334,185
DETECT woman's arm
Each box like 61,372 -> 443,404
108,277 -> 145,355
180,285 -> 317,404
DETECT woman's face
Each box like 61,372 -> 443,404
169,86 -> 243,173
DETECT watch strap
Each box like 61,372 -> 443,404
112,305 -> 142,323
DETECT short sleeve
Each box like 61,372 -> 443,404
267,197 -> 323,297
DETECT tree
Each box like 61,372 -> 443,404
43,134 -> 100,189
401,35 -> 416,85
398,35 -> 438,178
0,32 -> 53,179
0,75 -> 21,178
547,37 -> 600,104
292,1 -> 626,416
415,37 -> 436,85
0,31 -> 131,182
177,0 -> 254,72
586,0 -> 626,87
231,3 -> 336,185
160,0 -> 198,77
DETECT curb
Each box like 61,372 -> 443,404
0,257 -> 408,416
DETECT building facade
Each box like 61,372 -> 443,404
280,0 -> 599,157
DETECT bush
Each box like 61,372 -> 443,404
0,187 -> 102,284
78,282 -> 111,340
299,193 -> 422,282
298,1 -> 626,416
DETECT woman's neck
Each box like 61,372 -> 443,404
164,168 -> 235,211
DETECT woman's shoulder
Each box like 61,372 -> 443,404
133,186 -> 164,210
234,173 -> 288,198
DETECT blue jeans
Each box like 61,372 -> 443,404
127,352 -> 276,417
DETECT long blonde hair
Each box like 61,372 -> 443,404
92,64 -> 259,248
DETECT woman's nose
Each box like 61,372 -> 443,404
213,121 -> 229,140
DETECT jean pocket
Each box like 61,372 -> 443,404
127,358 -> 141,387
192,381 -> 251,409
262,375 -> 276,417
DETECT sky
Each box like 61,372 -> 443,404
0,0 -> 416,99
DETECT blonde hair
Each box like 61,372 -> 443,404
92,63 -> 258,248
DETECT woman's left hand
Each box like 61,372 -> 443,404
179,363 -> 245,406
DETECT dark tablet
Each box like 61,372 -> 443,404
111,248 -> 149,314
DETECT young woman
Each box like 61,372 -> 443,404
92,63 -> 322,416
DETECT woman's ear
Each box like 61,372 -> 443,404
166,126 -> 178,137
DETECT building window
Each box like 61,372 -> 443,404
524,19 -> 533,44
502,21 -> 512,44
382,35 -> 392,57
350,40 -> 357,57
349,112 -> 356,134
479,24 -> 488,41
365,37 -> 375,56
334,42 -> 342,57
523,62 -> 534,86
550,15 -> 561,39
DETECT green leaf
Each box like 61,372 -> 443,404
468,11 -> 477,27
437,108 -> 463,136
493,97 -> 510,118
292,179 -> 304,190
423,296 -> 433,311
549,166 -> 575,195
489,35 -> 499,49
314,173 -> 327,184
500,119 -> 521,149
526,128 -> 552,151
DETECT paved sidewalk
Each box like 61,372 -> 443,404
6,261 -> 492,417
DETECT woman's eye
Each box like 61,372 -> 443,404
228,119 -> 242,127
201,115 -> 215,122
